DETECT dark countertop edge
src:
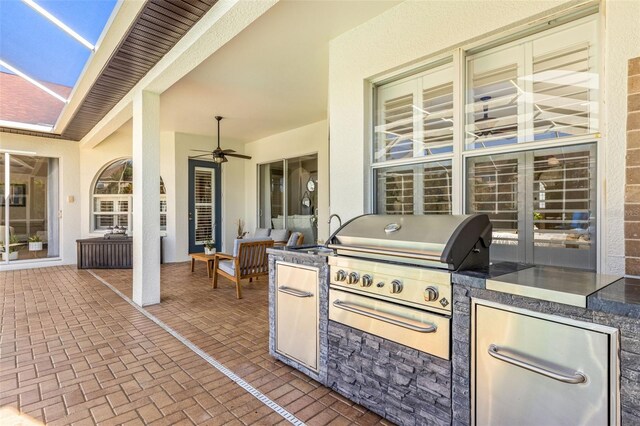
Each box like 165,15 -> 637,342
587,277 -> 640,319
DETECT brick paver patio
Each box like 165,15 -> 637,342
0,264 -> 389,425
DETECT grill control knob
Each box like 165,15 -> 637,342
361,275 -> 373,287
347,272 -> 360,285
335,270 -> 347,282
424,286 -> 439,302
390,279 -> 403,294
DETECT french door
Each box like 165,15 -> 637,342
188,160 -> 221,253
1,152 -> 59,264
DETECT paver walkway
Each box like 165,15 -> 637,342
0,264 -> 389,425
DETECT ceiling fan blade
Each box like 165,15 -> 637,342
221,149 -> 236,154
225,153 -> 252,160
189,154 -> 212,159
190,149 -> 212,153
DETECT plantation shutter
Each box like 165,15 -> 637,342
466,155 -> 520,246
375,80 -> 416,162
466,45 -> 521,150
421,66 -> 454,155
423,161 -> 452,214
532,147 -> 595,250
381,168 -> 415,215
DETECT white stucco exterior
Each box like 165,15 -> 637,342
328,0 -> 640,274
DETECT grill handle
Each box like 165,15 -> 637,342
332,300 -> 437,333
278,286 -> 313,298
488,344 -> 587,384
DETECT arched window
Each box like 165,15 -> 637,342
92,158 -> 167,232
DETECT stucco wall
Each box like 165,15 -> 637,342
0,133 -> 81,269
328,0 -> 640,274
243,120 -> 329,243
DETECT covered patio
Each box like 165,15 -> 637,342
0,263 -> 386,425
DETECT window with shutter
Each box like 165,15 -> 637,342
465,17 -> 598,150
466,143 -> 596,268
91,158 -> 168,232
375,160 -> 452,215
371,14 -> 600,271
374,63 -> 453,163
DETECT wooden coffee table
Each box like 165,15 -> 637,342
190,253 -> 216,278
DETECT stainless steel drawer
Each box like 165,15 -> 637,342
472,299 -> 619,426
275,262 -> 319,371
330,288 -> 450,359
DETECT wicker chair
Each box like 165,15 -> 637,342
212,238 -> 274,299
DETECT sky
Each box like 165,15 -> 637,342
0,0 -> 118,88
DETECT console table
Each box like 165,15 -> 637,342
76,237 -> 164,269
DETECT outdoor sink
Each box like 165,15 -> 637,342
291,246 -> 334,255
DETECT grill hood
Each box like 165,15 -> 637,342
327,214 -> 492,270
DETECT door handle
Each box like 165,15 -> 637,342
332,300 -> 437,333
278,286 -> 313,298
189,212 -> 193,221
487,344 -> 587,384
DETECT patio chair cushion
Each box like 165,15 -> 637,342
270,229 -> 290,243
232,237 -> 272,257
218,259 -> 235,276
251,228 -> 271,238
286,232 -> 304,247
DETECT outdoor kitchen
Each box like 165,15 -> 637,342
268,213 -> 640,425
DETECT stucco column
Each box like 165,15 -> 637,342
132,90 -> 161,306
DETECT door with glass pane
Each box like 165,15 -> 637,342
1,153 -> 59,263
258,155 -> 318,245
188,160 -> 221,253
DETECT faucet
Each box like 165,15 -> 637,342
328,214 -> 342,231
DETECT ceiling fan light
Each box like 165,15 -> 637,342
213,156 -> 224,164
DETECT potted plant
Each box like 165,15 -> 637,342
28,234 -> 43,251
2,235 -> 20,261
237,219 -> 247,239
204,240 -> 215,255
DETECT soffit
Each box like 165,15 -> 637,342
0,0 -> 217,141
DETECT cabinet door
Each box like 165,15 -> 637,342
276,263 -> 318,371
473,302 -> 617,426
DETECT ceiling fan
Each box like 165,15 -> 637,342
189,116 -> 251,164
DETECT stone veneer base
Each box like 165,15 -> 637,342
327,320 -> 452,426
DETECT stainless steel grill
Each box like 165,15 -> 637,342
327,214 -> 492,360
327,214 -> 492,270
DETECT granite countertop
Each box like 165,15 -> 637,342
454,263 -> 640,318
587,277 -> 640,318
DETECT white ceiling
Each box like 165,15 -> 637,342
153,0 -> 399,145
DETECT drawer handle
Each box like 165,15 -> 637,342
278,286 -> 313,298
333,300 -> 437,333
488,344 -> 587,384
